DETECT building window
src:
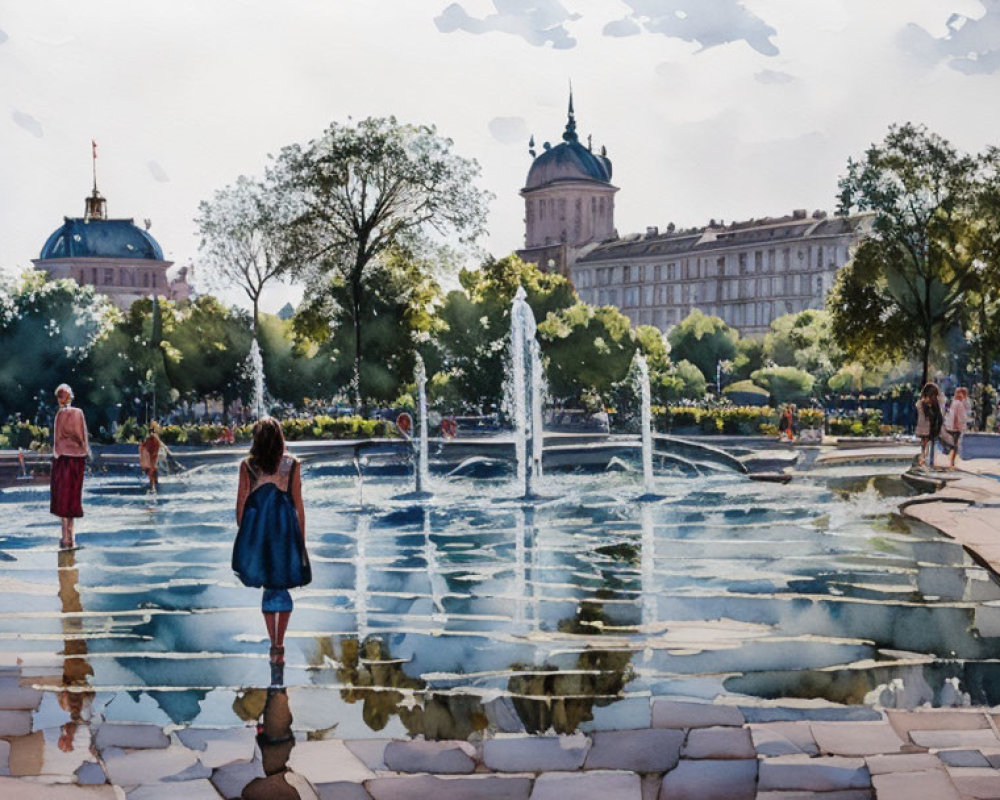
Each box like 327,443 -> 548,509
654,264 -> 662,281
754,251 -> 763,272
717,256 -> 725,277
739,253 -> 748,274
644,285 -> 654,306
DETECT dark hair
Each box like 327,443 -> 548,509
921,382 -> 940,400
249,417 -> 284,474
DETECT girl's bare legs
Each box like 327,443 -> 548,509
263,612 -> 291,659
917,438 -> 927,466
60,518 -> 74,548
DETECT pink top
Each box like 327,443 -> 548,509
53,406 -> 90,458
947,399 -> 969,432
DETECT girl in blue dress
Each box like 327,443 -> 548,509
234,418 -> 311,677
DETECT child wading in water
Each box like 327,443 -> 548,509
233,418 -> 310,685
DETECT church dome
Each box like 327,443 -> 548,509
524,98 -> 613,191
39,217 -> 165,261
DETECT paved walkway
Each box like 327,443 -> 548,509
3,457 -> 1000,799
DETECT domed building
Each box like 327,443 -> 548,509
517,93 -> 618,275
33,177 -> 190,310
516,94 -> 872,336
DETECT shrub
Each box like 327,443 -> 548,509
0,421 -> 49,449
750,366 -> 815,402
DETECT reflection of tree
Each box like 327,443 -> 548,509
334,636 -> 487,740
508,602 -> 635,734
57,549 -> 94,752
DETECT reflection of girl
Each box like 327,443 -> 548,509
139,425 -> 162,492
50,384 -> 90,549
234,419 -> 310,682
57,549 -> 94,752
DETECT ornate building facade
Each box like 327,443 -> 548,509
518,100 -> 871,336
33,178 -> 190,310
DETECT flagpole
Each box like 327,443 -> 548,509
91,140 -> 98,193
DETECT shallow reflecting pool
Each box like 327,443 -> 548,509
3,461 -> 1000,738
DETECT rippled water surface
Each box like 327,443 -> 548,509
3,459 -> 1000,738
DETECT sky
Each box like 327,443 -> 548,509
2,0 -> 1000,313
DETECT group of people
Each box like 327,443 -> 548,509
49,385 -> 309,684
915,382 -> 970,470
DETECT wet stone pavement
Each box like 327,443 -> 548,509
2,672 -> 1000,800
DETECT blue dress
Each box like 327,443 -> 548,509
232,459 -> 311,591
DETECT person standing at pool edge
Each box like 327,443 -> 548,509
50,384 -> 90,550
233,418 -> 311,684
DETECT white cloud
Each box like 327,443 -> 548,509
488,116 -> 530,144
435,0 -> 580,49
755,68 -> 795,84
899,4 -> 1000,74
614,0 -> 780,55
11,110 -> 43,138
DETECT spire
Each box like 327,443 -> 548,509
562,82 -> 578,143
528,134 -> 536,158
84,139 -> 106,220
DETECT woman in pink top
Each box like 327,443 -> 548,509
51,383 -> 90,549
946,387 -> 970,469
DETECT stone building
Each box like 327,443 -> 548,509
33,179 -> 190,310
518,100 -> 871,336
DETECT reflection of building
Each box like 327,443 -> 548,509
517,96 -> 871,336
33,167 -> 191,310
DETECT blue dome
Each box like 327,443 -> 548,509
525,140 -> 612,190
39,217 -> 164,261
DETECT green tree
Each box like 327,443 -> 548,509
166,296 -> 253,413
294,247 -> 443,405
750,365 -> 815,403
764,309 -> 844,387
0,271 -> 116,421
434,255 -> 575,409
195,175 -> 293,331
667,309 -> 739,384
833,123 -> 980,386
273,116 -> 490,410
731,337 -> 765,381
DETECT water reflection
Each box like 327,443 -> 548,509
234,665 -> 300,798
4,463 -> 1000,740
57,548 -> 94,753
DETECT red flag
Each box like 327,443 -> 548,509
92,139 -> 97,159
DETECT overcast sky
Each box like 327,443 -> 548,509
2,0 -> 999,313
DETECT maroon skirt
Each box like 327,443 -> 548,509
50,456 -> 85,518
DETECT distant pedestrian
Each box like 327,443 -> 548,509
778,404 -> 796,441
50,384 -> 90,549
945,387 -> 970,469
915,382 -> 944,469
233,418 -> 311,685
139,425 -> 162,492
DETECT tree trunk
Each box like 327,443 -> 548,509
920,331 -> 931,390
252,295 -> 259,334
352,278 -> 364,415
980,297 -> 990,430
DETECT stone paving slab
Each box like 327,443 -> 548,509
175,727 -> 256,769
0,679 -> 43,711
532,770 -> 640,800
126,779 -> 221,799
938,749 -> 994,768
887,710 -> 991,736
102,744 -> 203,787
757,755 -> 871,793
811,720 -> 907,756
209,758 -> 266,799
756,792 -> 873,800
741,705 -> 882,723
750,722 -> 819,757
870,768 -> 962,800
344,739 -> 389,771
651,699 -> 744,728
315,781 -> 373,800
0,779 -> 123,799
94,724 -> 170,751
366,774 -> 533,800
0,709 -> 32,737
287,740 -> 375,785
681,725 -> 755,759
483,734 -> 590,772
864,753 -> 943,774
944,766 -> 1000,798
909,728 -> 1000,750
383,739 -> 476,774
658,757 -> 757,800
583,728 -> 683,772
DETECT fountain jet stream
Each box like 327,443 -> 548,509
248,339 -> 267,420
415,354 -> 430,495
508,287 -> 545,499
632,352 -> 656,497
